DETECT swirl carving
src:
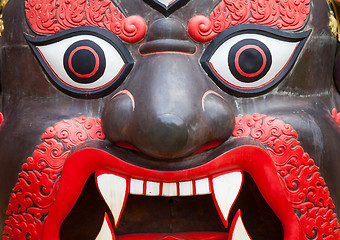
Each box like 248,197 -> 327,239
332,108 -> 340,126
2,114 -> 339,239
25,0 -> 147,43
233,114 -> 340,239
3,117 -> 105,240
188,0 -> 310,42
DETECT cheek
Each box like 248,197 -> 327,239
233,114 -> 340,239
3,117 -> 105,239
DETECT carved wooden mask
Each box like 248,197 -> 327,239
1,0 -> 340,239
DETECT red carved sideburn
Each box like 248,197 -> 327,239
188,0 -> 311,42
25,0 -> 147,43
2,114 -> 340,239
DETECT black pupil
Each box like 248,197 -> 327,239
238,48 -> 263,75
71,49 -> 96,75
63,40 -> 106,84
228,38 -> 272,83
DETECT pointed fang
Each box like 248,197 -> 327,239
228,209 -> 252,240
96,173 -> 128,228
212,171 -> 243,227
95,212 -> 116,240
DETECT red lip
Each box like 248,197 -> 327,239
4,115 -> 339,240
41,146 -> 302,240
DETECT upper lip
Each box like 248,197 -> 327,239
40,144 -> 302,239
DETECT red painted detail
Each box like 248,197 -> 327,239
194,140 -> 223,154
332,108 -> 340,126
233,114 -> 340,240
211,171 -> 243,228
2,117 -> 104,240
192,180 -> 196,196
227,209 -> 251,240
115,232 -> 228,240
187,0 -> 310,43
37,47 -> 126,91
143,180 -> 147,195
40,147 -> 301,240
25,0 -> 147,43
95,171 -> 128,227
2,114 -> 339,240
100,212 -> 115,240
235,45 -> 266,78
159,182 -> 164,196
0,112 -> 3,126
138,46 -> 198,56
116,142 -> 140,151
68,46 -> 100,78
209,44 -> 297,90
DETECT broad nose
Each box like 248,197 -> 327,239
147,114 -> 188,155
101,18 -> 236,160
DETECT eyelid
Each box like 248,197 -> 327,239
202,25 -> 311,52
201,24 -> 311,96
25,26 -> 134,98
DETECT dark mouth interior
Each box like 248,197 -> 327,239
60,173 -> 283,239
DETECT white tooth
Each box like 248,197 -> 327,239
212,171 -> 243,227
162,182 -> 177,196
179,181 -> 193,196
229,210 -> 252,240
195,178 -> 210,195
95,213 -> 115,240
146,181 -> 160,196
96,173 -> 127,227
130,178 -> 144,195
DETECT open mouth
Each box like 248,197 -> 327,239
41,145 -> 301,240
5,115 -> 339,240
95,170 -> 243,240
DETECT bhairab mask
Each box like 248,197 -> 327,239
1,0 -> 340,239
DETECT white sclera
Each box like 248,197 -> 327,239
37,35 -> 125,90
209,34 -> 298,89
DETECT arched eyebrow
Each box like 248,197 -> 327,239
187,0 -> 311,43
25,0 -> 147,43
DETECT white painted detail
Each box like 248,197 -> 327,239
162,182 -> 177,196
179,181 -> 193,196
156,0 -> 174,7
146,181 -> 160,196
209,33 -> 298,89
230,213 -> 252,240
212,171 -> 243,227
95,214 -> 114,240
96,174 -> 127,227
195,178 -> 210,195
130,178 -> 144,195
37,35 -> 125,90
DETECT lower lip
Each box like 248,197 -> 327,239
41,146 -> 301,240
116,232 -> 228,240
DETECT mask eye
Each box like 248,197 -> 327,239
25,26 -> 134,98
201,25 -> 311,96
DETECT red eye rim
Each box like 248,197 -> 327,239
25,26 -> 134,99
200,24 -> 311,97
68,46 -> 100,78
234,45 -> 267,78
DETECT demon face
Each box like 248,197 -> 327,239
1,0 -> 340,239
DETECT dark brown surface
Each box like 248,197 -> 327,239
1,0 -> 340,239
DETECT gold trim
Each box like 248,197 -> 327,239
0,0 -> 8,36
330,0 -> 340,41
330,10 -> 338,39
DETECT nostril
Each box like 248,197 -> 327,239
115,142 -> 140,152
194,140 -> 224,154
147,114 -> 188,155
